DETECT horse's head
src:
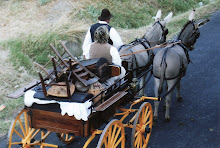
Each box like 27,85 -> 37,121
144,10 -> 173,46
178,10 -> 201,50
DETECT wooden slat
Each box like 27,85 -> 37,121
31,109 -> 89,136
94,91 -> 128,112
7,81 -> 37,99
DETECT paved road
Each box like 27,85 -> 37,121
1,11 -> 220,148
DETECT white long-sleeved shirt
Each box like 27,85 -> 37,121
82,21 -> 123,55
84,43 -> 122,66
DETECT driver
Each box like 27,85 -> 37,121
82,8 -> 123,58
84,25 -> 125,87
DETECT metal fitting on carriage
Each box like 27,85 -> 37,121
130,78 -> 139,93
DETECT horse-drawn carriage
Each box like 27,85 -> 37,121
7,40 -> 157,148
7,10 -> 205,148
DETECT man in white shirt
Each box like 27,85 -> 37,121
85,25 -> 125,87
82,8 -> 123,57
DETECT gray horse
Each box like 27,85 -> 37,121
153,11 -> 204,122
119,10 -> 173,96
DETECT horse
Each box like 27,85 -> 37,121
152,10 -> 204,122
119,10 -> 173,96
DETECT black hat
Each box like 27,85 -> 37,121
98,9 -> 112,21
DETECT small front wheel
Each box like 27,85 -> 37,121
57,133 -> 74,144
97,119 -> 125,148
131,102 -> 153,148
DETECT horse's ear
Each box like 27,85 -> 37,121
189,10 -> 195,21
197,19 -> 209,28
161,12 -> 173,26
155,9 -> 162,21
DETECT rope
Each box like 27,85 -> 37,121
120,41 -> 183,57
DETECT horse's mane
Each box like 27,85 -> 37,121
178,21 -> 192,39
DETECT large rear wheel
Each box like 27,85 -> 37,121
131,102 -> 153,148
97,119 -> 125,148
7,108 -> 57,148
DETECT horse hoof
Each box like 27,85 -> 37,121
165,118 -> 170,122
153,116 -> 158,126
178,97 -> 182,102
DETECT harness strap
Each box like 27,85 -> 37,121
177,42 -> 191,64
120,41 -> 182,57
159,75 -> 182,101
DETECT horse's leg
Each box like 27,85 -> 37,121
176,81 -> 182,102
164,81 -> 168,111
153,78 -> 160,124
165,79 -> 176,121
139,75 -> 147,96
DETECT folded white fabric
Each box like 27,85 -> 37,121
24,90 -> 92,121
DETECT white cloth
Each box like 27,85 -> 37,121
24,90 -> 92,121
82,21 -> 123,55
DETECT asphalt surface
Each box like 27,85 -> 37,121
1,10 -> 220,148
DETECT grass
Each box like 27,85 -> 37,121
77,0 -> 211,28
3,30 -> 84,74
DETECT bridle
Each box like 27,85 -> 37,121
177,20 -> 200,50
153,21 -> 168,43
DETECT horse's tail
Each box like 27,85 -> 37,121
158,54 -> 167,98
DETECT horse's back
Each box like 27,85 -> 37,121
119,44 -> 150,69
153,47 -> 181,79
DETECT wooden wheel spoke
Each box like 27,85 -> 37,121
31,129 -> 40,139
24,111 -> 29,135
13,129 -> 24,139
18,118 -> 26,137
134,130 -> 141,138
57,133 -> 74,144
104,138 -> 108,146
143,111 -> 152,124
142,134 -> 146,143
141,106 -> 149,123
134,134 -> 140,147
65,134 -> 69,141
97,119 -> 125,148
114,136 -> 124,148
10,142 -> 22,145
111,125 -> 118,143
140,132 -> 143,148
112,127 -> 122,144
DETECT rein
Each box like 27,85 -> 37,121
120,41 -> 183,57
119,39 -> 150,53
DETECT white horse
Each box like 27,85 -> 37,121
119,10 -> 173,96
153,11 -> 204,122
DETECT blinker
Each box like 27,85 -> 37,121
164,28 -> 168,36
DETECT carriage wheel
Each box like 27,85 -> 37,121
7,108 -> 56,148
97,119 -> 125,148
131,102 -> 153,148
57,133 -> 74,144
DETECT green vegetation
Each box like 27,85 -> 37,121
3,31 -> 83,73
0,97 -> 24,133
78,0 -> 210,28
38,0 -> 51,6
